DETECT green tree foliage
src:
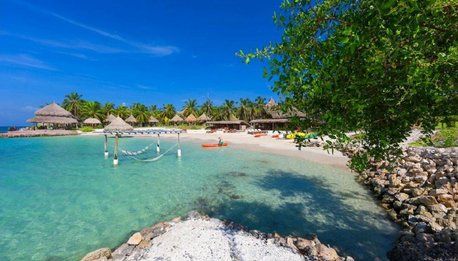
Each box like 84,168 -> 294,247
182,99 -> 198,117
161,104 -> 176,121
238,98 -> 254,121
200,99 -> 214,118
131,103 -> 149,126
241,0 -> 458,168
62,92 -> 83,117
102,102 -> 115,117
219,99 -> 236,120
80,101 -> 103,120
115,105 -> 131,119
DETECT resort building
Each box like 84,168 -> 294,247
27,102 -> 78,128
206,116 -> 250,131
250,99 -> 306,130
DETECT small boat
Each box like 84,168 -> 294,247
254,133 -> 267,138
201,143 -> 229,148
272,134 -> 279,138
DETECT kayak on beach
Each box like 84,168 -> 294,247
201,143 -> 229,148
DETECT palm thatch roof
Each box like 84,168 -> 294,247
250,118 -> 289,124
266,98 -> 277,108
170,114 -> 184,122
149,116 -> 159,123
105,114 -> 117,122
206,120 -> 250,125
83,118 -> 102,125
125,115 -> 137,123
197,113 -> 211,121
229,114 -> 239,121
27,102 -> 78,124
27,116 -> 78,124
35,102 -> 73,117
185,114 -> 197,123
104,117 -> 134,131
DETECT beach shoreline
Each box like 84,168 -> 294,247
83,129 -> 350,170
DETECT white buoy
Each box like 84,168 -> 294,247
177,148 -> 182,157
113,158 -> 119,165
156,134 -> 160,153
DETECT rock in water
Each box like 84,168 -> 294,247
127,232 -> 143,246
80,247 -> 111,261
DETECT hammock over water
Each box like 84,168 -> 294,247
122,144 -> 178,162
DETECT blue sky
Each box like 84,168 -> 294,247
0,0 -> 282,125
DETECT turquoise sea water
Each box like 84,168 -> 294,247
0,136 -> 398,260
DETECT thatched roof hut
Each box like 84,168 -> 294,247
266,98 -> 277,108
206,119 -> 250,131
197,113 -> 211,122
105,114 -> 116,123
27,102 -> 78,125
104,117 -> 133,131
83,118 -> 101,125
185,114 -> 197,123
125,115 -> 137,124
149,116 -> 159,123
170,114 -> 184,123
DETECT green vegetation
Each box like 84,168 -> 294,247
241,0 -> 458,169
79,126 -> 95,132
54,92 -> 276,126
410,127 -> 458,148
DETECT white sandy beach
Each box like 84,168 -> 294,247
84,128 -> 350,170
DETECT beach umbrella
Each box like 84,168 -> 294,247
104,117 -> 134,131
197,113 -> 211,122
105,114 -> 117,123
125,115 -> 138,124
149,116 -> 159,123
185,114 -> 197,123
83,118 -> 101,125
170,114 -> 184,123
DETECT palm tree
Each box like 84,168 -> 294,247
160,104 -> 176,122
254,96 -> 269,118
131,103 -> 149,126
200,99 -> 214,118
149,105 -> 160,117
115,105 -> 131,119
237,98 -> 254,121
182,99 -> 198,117
62,92 -> 83,117
102,102 -> 115,117
80,101 -> 103,120
220,99 -> 236,120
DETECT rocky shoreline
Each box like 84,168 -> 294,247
341,146 -> 458,260
80,211 -> 351,261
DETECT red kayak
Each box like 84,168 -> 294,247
201,143 -> 229,148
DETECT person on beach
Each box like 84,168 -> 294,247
218,137 -> 224,146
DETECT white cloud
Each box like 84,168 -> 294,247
0,54 -> 55,70
21,105 -> 39,112
14,1 -> 179,56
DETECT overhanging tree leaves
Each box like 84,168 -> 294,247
241,0 -> 458,169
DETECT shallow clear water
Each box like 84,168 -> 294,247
0,136 -> 398,260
